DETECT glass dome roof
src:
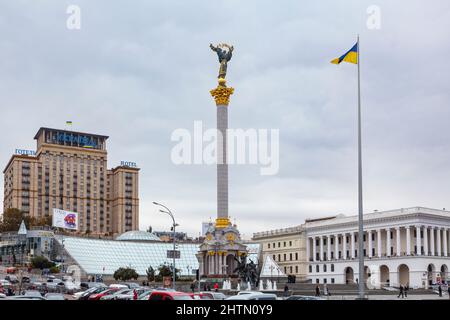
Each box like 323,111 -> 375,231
116,230 -> 161,242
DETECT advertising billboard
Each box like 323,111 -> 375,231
52,208 -> 79,230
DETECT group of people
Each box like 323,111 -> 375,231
190,281 -> 219,293
315,284 -> 331,297
397,283 -> 409,298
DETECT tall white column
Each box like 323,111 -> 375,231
319,236 -> 324,261
218,253 -> 222,275
368,230 -> 373,258
430,227 -> 435,256
396,227 -> 401,256
416,226 -> 421,255
351,232 -> 356,259
306,237 -> 310,261
342,233 -> 347,259
406,226 -> 411,255
444,228 -> 448,257
327,235 -> 331,261
377,229 -> 382,257
437,228 -> 441,256
386,228 -> 391,257
312,237 -> 317,261
423,226 -> 428,256
335,235 -> 339,260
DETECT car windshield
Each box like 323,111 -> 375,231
173,295 -> 193,300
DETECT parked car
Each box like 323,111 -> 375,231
226,293 -> 277,300
109,283 -> 128,289
197,292 -> 227,300
80,282 -> 106,290
124,282 -> 140,289
148,290 -> 193,301
73,286 -> 100,300
0,279 -> 11,287
138,289 -> 153,300
100,288 -> 133,300
24,290 -> 43,298
6,267 -> 17,274
286,295 -> 326,300
78,286 -> 110,300
114,287 -> 148,300
5,275 -> 19,284
88,288 -> 120,300
9,295 -> 46,300
0,293 -> 7,299
45,293 -> 65,300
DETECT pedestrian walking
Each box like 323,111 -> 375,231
405,283 -> 409,298
397,284 -> 404,298
133,289 -> 138,300
315,285 -> 321,297
284,284 -> 289,297
190,281 -> 196,293
214,282 -> 219,292
438,284 -> 442,297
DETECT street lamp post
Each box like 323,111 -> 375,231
153,202 -> 178,290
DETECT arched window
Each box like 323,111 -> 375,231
324,264 -> 327,272
331,264 -> 335,272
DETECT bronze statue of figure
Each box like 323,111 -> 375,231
210,43 -> 234,79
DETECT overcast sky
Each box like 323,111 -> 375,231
1,1 -> 450,239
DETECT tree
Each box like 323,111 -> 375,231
146,266 -> 155,282
157,263 -> 180,281
30,256 -> 55,270
0,208 -> 53,232
0,208 -> 25,232
113,267 -> 139,281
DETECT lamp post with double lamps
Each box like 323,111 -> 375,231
153,202 -> 178,290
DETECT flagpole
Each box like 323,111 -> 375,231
356,34 -> 365,300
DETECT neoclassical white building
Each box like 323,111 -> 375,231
305,207 -> 450,289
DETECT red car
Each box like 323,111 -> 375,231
148,290 -> 193,301
88,288 -> 119,300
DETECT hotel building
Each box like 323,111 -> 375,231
3,127 -> 139,235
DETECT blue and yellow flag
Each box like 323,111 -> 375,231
331,43 -> 358,65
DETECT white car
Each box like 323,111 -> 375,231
0,279 -> 11,287
109,284 -> 128,289
226,293 -> 278,300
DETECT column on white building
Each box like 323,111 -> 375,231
368,230 -> 373,258
386,228 -> 391,257
351,232 -> 355,259
218,253 -> 222,275
377,229 -> 382,258
423,226 -> 428,256
327,235 -> 332,261
312,236 -> 317,261
444,228 -> 448,257
306,237 -> 310,261
430,227 -> 435,256
335,234 -> 339,260
437,228 -> 442,256
319,236 -> 324,261
396,227 -> 401,256
416,225 -> 422,255
406,226 -> 411,255
342,233 -> 347,259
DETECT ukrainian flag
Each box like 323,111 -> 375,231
331,43 -> 358,65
